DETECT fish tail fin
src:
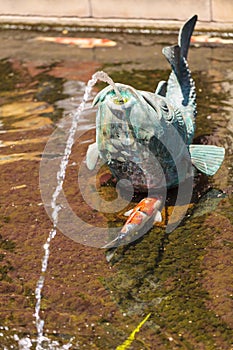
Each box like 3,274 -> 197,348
189,144 -> 225,176
162,15 -> 197,115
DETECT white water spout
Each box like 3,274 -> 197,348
34,71 -> 121,349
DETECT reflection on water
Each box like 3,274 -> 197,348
0,136 -> 49,147
0,61 -> 96,167
0,152 -> 41,164
0,31 -> 232,349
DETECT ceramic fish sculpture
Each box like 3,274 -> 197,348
86,15 -> 225,248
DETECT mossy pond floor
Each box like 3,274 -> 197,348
0,29 -> 232,349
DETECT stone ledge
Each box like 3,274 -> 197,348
0,16 -> 233,33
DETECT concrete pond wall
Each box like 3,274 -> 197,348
0,0 -> 232,31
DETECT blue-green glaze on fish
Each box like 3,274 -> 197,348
86,15 -> 225,246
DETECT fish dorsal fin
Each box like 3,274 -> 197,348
189,144 -> 225,176
86,142 -> 99,170
162,45 -> 181,80
162,15 -> 198,76
155,80 -> 167,96
162,15 -> 197,112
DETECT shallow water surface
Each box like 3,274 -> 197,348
0,29 -> 232,349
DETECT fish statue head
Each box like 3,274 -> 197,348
92,83 -> 169,191
93,83 -> 164,145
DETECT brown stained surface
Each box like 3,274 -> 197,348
0,56 -> 163,349
0,30 -> 232,349
48,61 -> 101,81
0,59 -> 121,346
0,160 -> 116,331
202,212 -> 233,328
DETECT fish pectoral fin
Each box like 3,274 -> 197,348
189,144 -> 225,176
86,142 -> 99,170
155,80 -> 167,96
153,211 -> 162,223
124,209 -> 134,216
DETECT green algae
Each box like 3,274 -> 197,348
104,211 -> 233,348
194,71 -> 229,138
0,234 -> 15,282
0,39 -> 232,350
153,217 -> 233,348
0,59 -> 67,127
35,71 -> 66,123
97,66 -> 232,348
0,59 -> 22,92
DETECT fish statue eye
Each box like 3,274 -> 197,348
112,96 -> 129,105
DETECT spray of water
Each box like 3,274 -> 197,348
34,71 -> 122,349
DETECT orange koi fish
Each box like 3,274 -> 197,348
191,35 -> 233,45
102,197 -> 162,249
35,36 -> 117,48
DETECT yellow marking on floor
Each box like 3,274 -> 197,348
116,313 -> 151,350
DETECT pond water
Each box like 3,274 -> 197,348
0,27 -> 232,349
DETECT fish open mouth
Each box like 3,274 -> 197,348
93,83 -> 143,108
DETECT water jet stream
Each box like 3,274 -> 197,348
34,71 -> 122,349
